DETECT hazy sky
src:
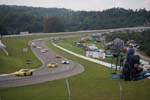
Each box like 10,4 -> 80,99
0,0 -> 149,11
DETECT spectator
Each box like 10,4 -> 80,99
127,43 -> 135,56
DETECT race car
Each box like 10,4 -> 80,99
31,42 -> 36,48
15,69 -> 33,76
40,49 -> 48,53
36,46 -> 41,49
61,59 -> 70,64
56,55 -> 62,58
47,62 -> 58,68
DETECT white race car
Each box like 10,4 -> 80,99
36,46 -> 41,49
61,59 -> 70,64
40,49 -> 48,53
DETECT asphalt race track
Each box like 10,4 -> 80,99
1,27 -> 150,88
0,37 -> 84,88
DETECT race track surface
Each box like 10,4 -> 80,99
0,38 -> 84,88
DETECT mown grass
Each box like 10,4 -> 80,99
56,37 -> 113,63
0,32 -> 87,74
57,37 -> 85,55
47,42 -> 150,100
0,79 -> 68,100
0,36 -> 42,74
0,41 -> 149,100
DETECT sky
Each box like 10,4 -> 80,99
0,0 -> 150,11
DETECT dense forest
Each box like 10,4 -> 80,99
106,30 -> 150,57
0,5 -> 150,35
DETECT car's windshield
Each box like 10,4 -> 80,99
20,69 -> 29,72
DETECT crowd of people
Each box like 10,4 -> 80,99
124,43 -> 143,80
111,38 -> 144,81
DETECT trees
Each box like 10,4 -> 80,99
0,24 -> 8,35
0,5 -> 150,34
43,16 -> 64,33
139,31 -> 150,56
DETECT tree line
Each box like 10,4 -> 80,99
0,5 -> 150,35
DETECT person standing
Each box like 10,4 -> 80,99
127,43 -> 135,56
127,43 -> 137,80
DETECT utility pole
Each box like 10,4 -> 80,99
66,78 -> 71,100
118,78 -> 123,100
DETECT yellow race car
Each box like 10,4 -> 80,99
47,62 -> 58,68
15,69 -> 33,76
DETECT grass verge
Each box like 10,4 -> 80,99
0,41 -> 149,100
56,37 -> 113,63
0,36 -> 149,100
0,32 -> 86,74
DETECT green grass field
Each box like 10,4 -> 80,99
0,41 -> 149,100
47,41 -> 150,100
56,37 -> 113,63
0,32 -> 87,74
56,37 -> 85,55
0,36 -> 42,74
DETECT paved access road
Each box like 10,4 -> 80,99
0,37 -> 84,88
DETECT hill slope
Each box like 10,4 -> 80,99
0,5 -> 150,34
